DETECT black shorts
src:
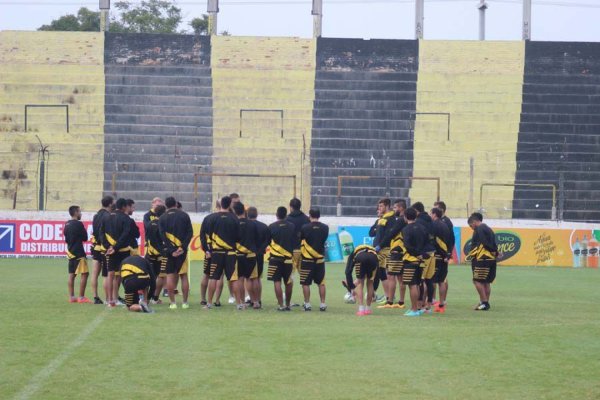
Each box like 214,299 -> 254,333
91,248 -> 103,261
237,255 -> 258,279
122,276 -> 151,307
354,252 -> 378,280
146,254 -> 167,278
300,259 -> 326,285
434,257 -> 448,283
106,251 -> 128,273
402,263 -> 422,285
68,257 -> 89,275
267,256 -> 293,284
210,251 -> 238,281
387,250 -> 404,276
91,250 -> 108,277
378,266 -> 388,281
166,252 -> 187,275
472,259 -> 497,283
203,257 -> 210,275
256,253 -> 264,278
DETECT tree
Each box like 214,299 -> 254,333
190,15 -> 209,35
109,0 -> 183,34
38,7 -> 100,31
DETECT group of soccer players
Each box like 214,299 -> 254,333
64,193 -> 498,315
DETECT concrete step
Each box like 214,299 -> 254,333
105,74 -> 212,87
314,99 -> 416,111
105,85 -> 212,97
312,119 -> 412,130
105,94 -> 212,107
315,70 -> 418,82
105,65 -> 212,76
105,104 -> 212,118
104,123 -> 211,136
105,114 -> 212,127
315,90 -> 416,102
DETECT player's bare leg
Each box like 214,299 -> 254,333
318,283 -> 326,305
166,273 -> 178,304
274,281 -> 284,307
215,276 -> 224,304
113,275 -> 122,304
91,259 -> 101,299
79,272 -> 89,298
409,283 -> 420,312
68,273 -> 76,300
284,281 -> 293,308
105,271 -> 114,305
201,273 -> 209,303
180,273 -> 189,304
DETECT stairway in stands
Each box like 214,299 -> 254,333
514,41 -> 600,221
311,38 -> 418,216
103,33 -> 213,211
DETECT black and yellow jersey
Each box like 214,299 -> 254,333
208,212 -> 240,252
101,210 -> 131,253
145,218 -> 165,257
199,212 -> 219,252
344,245 -> 378,288
129,216 -> 140,249
158,208 -> 194,254
432,219 -> 452,258
300,221 -> 329,260
373,210 -> 395,248
64,219 -> 88,259
143,208 -> 159,237
382,216 -> 407,252
254,219 -> 271,255
286,210 -> 310,250
441,215 -> 456,255
401,222 -> 428,263
416,212 -> 436,252
268,220 -> 295,258
120,255 -> 156,295
91,208 -> 110,251
237,217 -> 258,256
468,223 -> 497,261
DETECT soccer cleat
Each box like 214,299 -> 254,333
434,305 -> 446,313
169,303 -> 178,310
422,308 -> 433,315
405,310 -> 421,317
77,297 -> 92,304
356,310 -> 367,316
432,300 -> 440,307
375,295 -> 387,304
284,306 -> 291,311
245,295 -> 251,304
377,303 -> 394,309
140,302 -> 153,313
392,303 -> 405,309
182,303 -> 190,309
93,297 -> 104,305
277,306 -> 287,312
319,305 -> 327,312
214,302 -> 222,307
69,298 -> 77,303
202,304 -> 212,310
236,304 -> 245,311
162,289 -> 169,298
107,302 -> 117,308
200,300 -> 207,306
364,309 -> 372,315
150,298 -> 162,305
228,296 -> 235,304
115,300 -> 125,306
303,303 -> 312,311
253,303 -> 261,310
475,303 -> 490,311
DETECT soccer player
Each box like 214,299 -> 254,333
269,206 -> 296,311
233,201 -> 260,309
90,195 -> 113,304
433,200 -> 455,312
344,245 -> 379,316
126,199 -> 140,256
205,196 -> 241,309
430,207 -> 452,313
380,199 -> 408,309
143,197 -> 164,247
467,213 -> 498,311
247,206 -> 270,306
159,197 -> 193,309
413,201 -> 436,313
145,205 -> 166,303
200,200 -> 224,306
286,198 -> 310,275
299,208 -> 329,312
230,193 -> 241,205
120,255 -> 155,313
101,198 -> 132,307
401,208 -> 428,317
373,198 -> 395,307
64,205 -> 91,303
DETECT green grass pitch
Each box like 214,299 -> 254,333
1,259 -> 599,400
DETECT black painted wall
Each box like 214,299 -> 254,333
310,38 -> 418,216
514,41 -> 600,221
103,33 -> 213,211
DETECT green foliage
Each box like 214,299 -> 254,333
190,15 -> 209,35
38,7 -> 100,32
1,260 -> 599,399
109,0 -> 183,34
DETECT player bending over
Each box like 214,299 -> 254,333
345,245 -> 379,316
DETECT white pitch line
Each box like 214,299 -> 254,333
13,312 -> 106,400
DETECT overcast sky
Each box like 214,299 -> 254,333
0,0 -> 599,41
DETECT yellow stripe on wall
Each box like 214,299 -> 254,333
0,32 -> 105,211
410,41 -> 525,218
211,36 -> 315,213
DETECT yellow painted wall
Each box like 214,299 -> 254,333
0,31 -> 104,211
410,41 -> 525,218
211,36 -> 315,214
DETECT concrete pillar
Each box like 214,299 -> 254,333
312,0 -> 323,38
523,0 -> 532,40
415,0 -> 424,39
478,1 -> 488,41
208,0 -> 219,35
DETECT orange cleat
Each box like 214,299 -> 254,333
356,310 -> 367,316
434,305 -> 446,313
77,297 -> 92,304
364,309 -> 372,315
69,298 -> 77,303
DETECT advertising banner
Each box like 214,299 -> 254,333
460,227 -> 600,268
0,220 -> 145,257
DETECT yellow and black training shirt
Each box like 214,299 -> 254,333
64,219 -> 88,260
101,210 -> 131,253
120,255 -> 156,296
373,210 -> 395,248
432,219 -> 452,259
268,220 -> 295,259
300,221 -> 329,260
91,208 -> 110,251
207,211 -> 240,252
200,212 -> 219,252
344,245 -> 378,288
237,217 -> 258,257
468,223 -> 498,261
145,217 -> 165,257
401,222 -> 428,264
158,208 -> 194,255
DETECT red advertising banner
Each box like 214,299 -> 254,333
0,220 -> 145,257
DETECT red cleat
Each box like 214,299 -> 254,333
434,305 -> 446,313
69,298 -> 77,303
356,310 -> 367,316
77,297 -> 92,304
364,309 -> 372,315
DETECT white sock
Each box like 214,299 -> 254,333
359,305 -> 365,312
320,303 -> 326,308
